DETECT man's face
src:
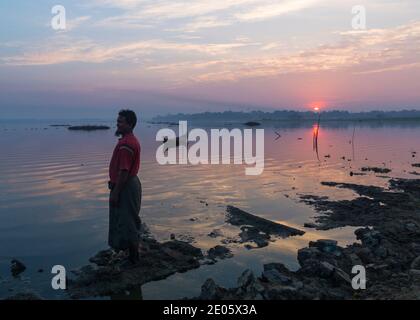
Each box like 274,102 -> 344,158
115,115 -> 131,136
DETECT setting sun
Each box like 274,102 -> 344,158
308,101 -> 326,112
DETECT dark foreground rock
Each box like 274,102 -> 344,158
67,237 -> 204,299
195,178 -> 420,300
226,206 -> 304,249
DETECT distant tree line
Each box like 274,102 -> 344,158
152,109 -> 420,122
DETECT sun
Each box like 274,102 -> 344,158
308,101 -> 326,112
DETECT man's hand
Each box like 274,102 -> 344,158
110,169 -> 129,208
110,190 -> 119,207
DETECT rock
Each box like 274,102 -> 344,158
200,279 -> 226,300
226,206 -> 305,238
68,238 -> 205,299
361,167 -> 391,174
304,222 -> 318,228
411,256 -> 420,270
239,226 -> 270,248
309,239 -> 341,256
262,269 -> 292,285
355,227 -> 381,247
5,292 -> 43,300
237,269 -> 255,289
89,249 -> 115,266
374,246 -> 388,258
410,243 -> 420,255
409,269 -> 420,281
297,247 -> 322,267
354,247 -> 374,264
68,125 -> 110,131
244,121 -> 261,127
348,253 -> 363,265
11,259 -> 26,277
319,261 -> 351,284
200,258 -> 216,266
405,222 -> 418,232
207,245 -> 233,260
177,234 -> 195,243
208,229 -> 223,238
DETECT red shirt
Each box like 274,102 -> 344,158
109,132 -> 141,184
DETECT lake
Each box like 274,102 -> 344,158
1,119 -> 419,299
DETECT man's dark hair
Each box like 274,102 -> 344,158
119,109 -> 137,129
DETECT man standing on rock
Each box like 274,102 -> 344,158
108,109 -> 142,265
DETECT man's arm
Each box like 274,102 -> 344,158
110,169 -> 129,207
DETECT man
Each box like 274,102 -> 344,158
108,109 -> 142,265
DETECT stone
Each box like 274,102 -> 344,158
237,269 -> 255,288
207,229 -> 223,238
375,246 -> 388,258
320,261 -> 351,284
207,245 -> 233,260
297,247 -> 322,266
409,269 -> 420,281
11,259 -> 26,277
5,292 -> 43,300
411,256 -> 420,270
406,223 -> 418,232
304,223 -> 318,228
355,227 -> 381,247
348,253 -> 363,265
262,269 -> 292,285
200,279 -> 221,300
309,239 -> 341,255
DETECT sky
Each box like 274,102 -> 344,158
0,0 -> 419,118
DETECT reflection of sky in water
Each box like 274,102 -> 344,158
1,119 -> 420,299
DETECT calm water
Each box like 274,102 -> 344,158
1,119 -> 420,299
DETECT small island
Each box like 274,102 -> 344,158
67,125 -> 110,131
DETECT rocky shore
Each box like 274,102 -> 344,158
4,177 -> 420,300
195,178 -> 420,300
66,208 -> 305,299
